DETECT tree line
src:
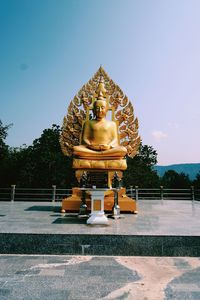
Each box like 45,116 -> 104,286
0,120 -> 200,188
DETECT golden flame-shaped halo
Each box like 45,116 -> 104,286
60,66 -> 141,157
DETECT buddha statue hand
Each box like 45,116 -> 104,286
87,144 -> 111,151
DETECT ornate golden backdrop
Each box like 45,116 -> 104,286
60,66 -> 140,158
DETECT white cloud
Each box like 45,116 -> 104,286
152,130 -> 167,141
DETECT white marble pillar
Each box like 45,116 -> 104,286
87,189 -> 108,225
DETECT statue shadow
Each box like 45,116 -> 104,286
52,215 -> 87,224
25,206 -> 60,212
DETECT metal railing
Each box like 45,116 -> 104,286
195,189 -> 200,201
0,185 -> 72,202
0,185 -> 200,202
126,186 -> 200,201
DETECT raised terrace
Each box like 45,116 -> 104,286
0,200 -> 200,256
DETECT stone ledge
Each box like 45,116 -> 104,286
1,233 -> 200,256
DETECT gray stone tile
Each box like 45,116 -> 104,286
0,200 -> 200,236
173,258 -> 191,270
165,267 -> 200,299
39,269 -> 65,276
0,255 -> 140,300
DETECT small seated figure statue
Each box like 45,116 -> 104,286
73,92 -> 127,159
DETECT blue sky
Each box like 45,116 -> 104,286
1,0 -> 200,165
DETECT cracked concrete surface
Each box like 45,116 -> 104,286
111,257 -> 200,300
0,255 -> 200,300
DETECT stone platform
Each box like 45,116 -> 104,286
0,200 -> 200,256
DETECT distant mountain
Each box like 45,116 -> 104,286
153,163 -> 200,180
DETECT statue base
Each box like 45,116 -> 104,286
87,212 -> 108,225
61,187 -> 137,213
87,189 -> 109,225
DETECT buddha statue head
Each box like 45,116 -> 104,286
92,76 -> 109,120
93,92 -> 108,120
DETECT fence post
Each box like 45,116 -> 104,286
52,185 -> 56,203
130,185 -> 133,198
160,186 -> 164,200
11,185 -> 16,202
135,186 -> 139,201
191,186 -> 195,201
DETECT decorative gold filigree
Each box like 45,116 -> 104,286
60,66 -> 140,158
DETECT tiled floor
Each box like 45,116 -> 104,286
0,200 -> 200,235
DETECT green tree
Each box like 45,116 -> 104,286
1,124 -> 76,188
0,120 -> 12,161
19,124 -> 76,187
123,143 -> 160,187
161,170 -> 191,188
193,172 -> 200,188
0,120 -> 12,186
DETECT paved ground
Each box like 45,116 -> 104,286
0,255 -> 200,300
1,201 -> 200,298
0,200 -> 200,235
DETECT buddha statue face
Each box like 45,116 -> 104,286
93,100 -> 108,120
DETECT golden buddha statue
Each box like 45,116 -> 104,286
73,91 -> 127,159
60,66 -> 141,213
